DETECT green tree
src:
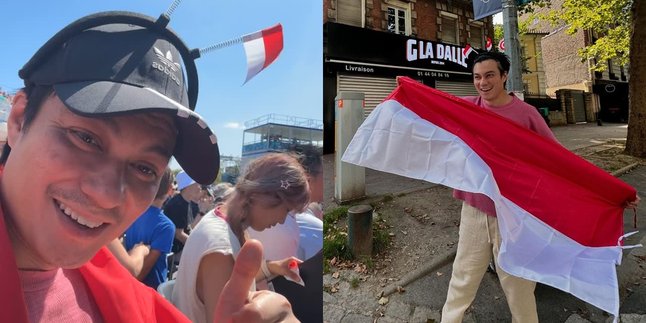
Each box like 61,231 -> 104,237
494,24 -> 504,45
546,0 -> 631,71
524,0 -> 646,156
525,0 -> 631,70
625,1 -> 646,157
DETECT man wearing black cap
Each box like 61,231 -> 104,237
0,12 -> 297,322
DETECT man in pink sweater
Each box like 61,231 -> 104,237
441,52 -> 557,323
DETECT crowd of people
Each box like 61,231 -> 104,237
108,150 -> 324,323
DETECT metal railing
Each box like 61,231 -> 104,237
244,113 -> 323,130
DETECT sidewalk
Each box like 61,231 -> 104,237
323,122 -> 646,323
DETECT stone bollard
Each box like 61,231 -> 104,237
347,205 -> 373,257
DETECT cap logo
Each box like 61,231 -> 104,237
152,46 -> 182,86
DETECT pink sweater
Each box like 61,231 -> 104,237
19,268 -> 103,322
453,94 -> 558,216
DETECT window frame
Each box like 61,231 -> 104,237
439,11 -> 459,45
467,19 -> 484,49
385,0 -> 412,36
336,0 -> 366,27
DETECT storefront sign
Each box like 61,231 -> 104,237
344,64 -> 375,73
327,60 -> 470,81
325,22 -> 476,75
406,39 -> 469,68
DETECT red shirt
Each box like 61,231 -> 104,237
0,197 -> 190,323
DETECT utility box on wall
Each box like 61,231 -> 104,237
334,91 -> 365,202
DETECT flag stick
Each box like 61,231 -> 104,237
198,36 -> 245,56
165,0 -> 183,18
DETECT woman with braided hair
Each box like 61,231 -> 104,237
172,153 -> 310,323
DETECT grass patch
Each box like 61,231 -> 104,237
323,206 -> 392,274
323,206 -> 352,274
372,225 -> 390,254
323,230 -> 353,261
350,277 -> 360,288
324,206 -> 348,234
372,219 -> 392,255
381,194 -> 394,203
357,255 -> 375,270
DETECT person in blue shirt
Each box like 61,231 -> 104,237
108,168 -> 175,289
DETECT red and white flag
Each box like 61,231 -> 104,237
462,44 -> 477,57
498,38 -> 506,52
341,77 -> 637,319
486,37 -> 493,51
242,23 -> 283,83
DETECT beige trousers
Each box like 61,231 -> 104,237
441,203 -> 538,323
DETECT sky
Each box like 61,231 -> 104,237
494,12 -> 503,25
0,0 -> 322,165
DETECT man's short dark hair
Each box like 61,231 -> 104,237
0,85 -> 54,165
472,51 -> 511,76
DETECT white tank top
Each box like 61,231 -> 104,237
171,211 -> 253,323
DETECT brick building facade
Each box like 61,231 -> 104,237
323,0 -> 494,153
522,0 -> 630,123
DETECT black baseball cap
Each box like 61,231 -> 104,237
20,20 -> 219,185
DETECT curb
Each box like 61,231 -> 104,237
611,162 -> 642,177
381,246 -> 457,297
331,184 -> 436,208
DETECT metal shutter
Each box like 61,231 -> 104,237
338,74 -> 398,117
337,0 -> 362,27
435,80 -> 478,97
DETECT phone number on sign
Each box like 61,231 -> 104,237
417,71 -> 450,78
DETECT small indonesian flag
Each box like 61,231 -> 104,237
342,77 -> 637,320
486,37 -> 493,51
285,259 -> 305,286
462,44 -> 477,57
242,23 -> 283,83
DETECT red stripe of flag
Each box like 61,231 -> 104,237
261,24 -> 283,69
389,77 -> 634,247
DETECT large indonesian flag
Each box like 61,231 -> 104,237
341,77 -> 637,317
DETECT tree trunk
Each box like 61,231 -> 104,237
625,0 -> 646,157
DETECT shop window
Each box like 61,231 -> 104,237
440,11 -> 459,45
337,0 -> 363,27
386,0 -> 411,35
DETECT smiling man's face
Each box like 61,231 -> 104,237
473,59 -> 508,106
1,91 -> 177,270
